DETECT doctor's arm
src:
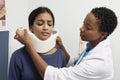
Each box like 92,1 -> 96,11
56,36 -> 70,63
14,29 -> 47,78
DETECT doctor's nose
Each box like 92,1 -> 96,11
80,26 -> 85,32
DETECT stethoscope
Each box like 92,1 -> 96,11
74,38 -> 87,65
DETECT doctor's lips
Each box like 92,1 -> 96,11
80,32 -> 84,37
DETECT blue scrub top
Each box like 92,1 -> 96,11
8,47 -> 66,80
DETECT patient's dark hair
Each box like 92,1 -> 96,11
28,6 -> 55,27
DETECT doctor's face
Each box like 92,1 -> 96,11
80,12 -> 104,45
30,12 -> 54,40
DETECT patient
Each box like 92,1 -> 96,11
8,6 -> 66,80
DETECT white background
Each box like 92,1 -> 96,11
1,0 -> 119,80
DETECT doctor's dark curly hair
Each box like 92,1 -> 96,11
91,7 -> 118,36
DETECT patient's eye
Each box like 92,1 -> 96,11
36,20 -> 44,26
47,21 -> 53,26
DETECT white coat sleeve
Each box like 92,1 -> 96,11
67,53 -> 81,67
66,56 -> 75,67
44,58 -> 113,80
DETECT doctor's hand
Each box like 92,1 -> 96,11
14,29 -> 32,46
56,36 -> 64,49
56,36 -> 70,63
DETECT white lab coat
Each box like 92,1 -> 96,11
44,38 -> 114,80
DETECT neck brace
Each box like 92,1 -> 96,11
18,27 -> 58,53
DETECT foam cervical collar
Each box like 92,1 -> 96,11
18,28 -> 58,53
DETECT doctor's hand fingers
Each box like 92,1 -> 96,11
56,36 -> 64,48
14,33 -> 26,45
23,29 -> 29,36
14,28 -> 23,39
56,36 -> 63,44
22,29 -> 32,45
14,29 -> 27,45
14,29 -> 20,40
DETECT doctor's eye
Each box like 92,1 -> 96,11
83,23 -> 92,30
86,25 -> 92,30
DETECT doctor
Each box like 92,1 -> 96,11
15,7 -> 118,80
